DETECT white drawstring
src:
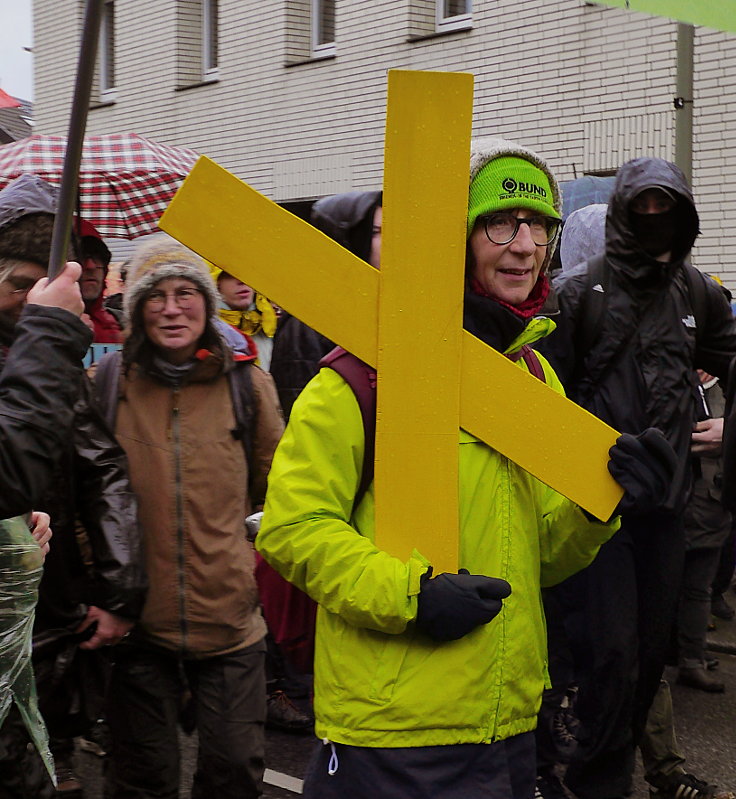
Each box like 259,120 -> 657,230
322,737 -> 339,776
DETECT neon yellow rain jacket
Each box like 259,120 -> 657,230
258,318 -> 619,748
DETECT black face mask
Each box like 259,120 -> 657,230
629,209 -> 676,257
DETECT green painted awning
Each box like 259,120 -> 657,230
588,1 -> 736,33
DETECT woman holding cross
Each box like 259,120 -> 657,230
258,139 -> 676,798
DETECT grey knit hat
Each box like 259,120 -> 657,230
124,234 -> 220,325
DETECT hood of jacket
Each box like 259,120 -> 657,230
310,190 -> 382,261
560,203 -> 607,272
75,217 -> 112,269
0,174 -> 58,231
606,158 -> 699,285
0,174 -> 59,269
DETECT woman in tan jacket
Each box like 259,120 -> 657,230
95,236 -> 284,799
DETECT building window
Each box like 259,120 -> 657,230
436,0 -> 472,31
203,0 -> 219,79
177,0 -> 220,88
312,0 -> 335,56
98,0 -> 116,98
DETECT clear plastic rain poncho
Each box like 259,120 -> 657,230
0,515 -> 53,779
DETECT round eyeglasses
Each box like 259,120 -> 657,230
144,287 -> 203,311
480,212 -> 561,247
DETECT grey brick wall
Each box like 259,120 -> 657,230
32,1 -> 736,285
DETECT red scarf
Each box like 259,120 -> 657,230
470,273 -> 550,320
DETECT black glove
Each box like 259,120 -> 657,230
415,568 -> 512,642
608,428 -> 678,515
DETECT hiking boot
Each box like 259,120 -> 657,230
54,757 -> 83,796
677,667 -> 725,693
535,769 -> 568,799
711,594 -> 735,621
266,690 -> 313,734
648,771 -> 727,798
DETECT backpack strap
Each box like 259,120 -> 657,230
94,350 -> 123,431
683,263 -> 709,348
576,254 -> 609,363
227,358 -> 256,483
572,254 -> 663,405
319,346 -> 377,511
507,344 -> 547,383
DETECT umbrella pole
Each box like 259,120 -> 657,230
48,0 -> 105,280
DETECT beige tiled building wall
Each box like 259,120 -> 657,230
33,1 -> 736,286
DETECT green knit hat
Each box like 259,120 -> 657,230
468,155 -> 558,238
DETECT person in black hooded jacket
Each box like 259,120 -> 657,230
0,174 -> 146,797
538,158 -> 736,799
269,190 -> 382,419
0,176 -> 92,517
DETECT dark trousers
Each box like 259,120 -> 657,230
0,706 -> 55,799
712,523 -> 736,597
535,589 -> 576,771
106,640 -> 266,799
639,680 -> 686,784
552,512 -> 684,799
303,733 -> 536,799
679,546 -> 722,666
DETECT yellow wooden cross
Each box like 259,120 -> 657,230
159,70 -> 623,573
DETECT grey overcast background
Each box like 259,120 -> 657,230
0,0 -> 33,100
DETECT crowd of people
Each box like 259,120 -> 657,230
0,135 -> 734,799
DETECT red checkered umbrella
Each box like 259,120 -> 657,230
0,132 -> 198,238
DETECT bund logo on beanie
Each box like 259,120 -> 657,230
468,155 -> 558,238
501,177 -> 548,199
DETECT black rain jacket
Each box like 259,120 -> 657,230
539,158 -> 736,511
0,306 -> 91,517
0,320 -> 146,633
0,173 -> 146,633
34,375 -> 147,631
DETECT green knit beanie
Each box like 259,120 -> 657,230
467,156 -> 558,238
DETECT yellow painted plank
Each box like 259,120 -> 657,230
160,163 -> 622,522
158,71 -> 623,562
158,156 -> 380,366
460,334 -> 623,522
373,71 -> 473,571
